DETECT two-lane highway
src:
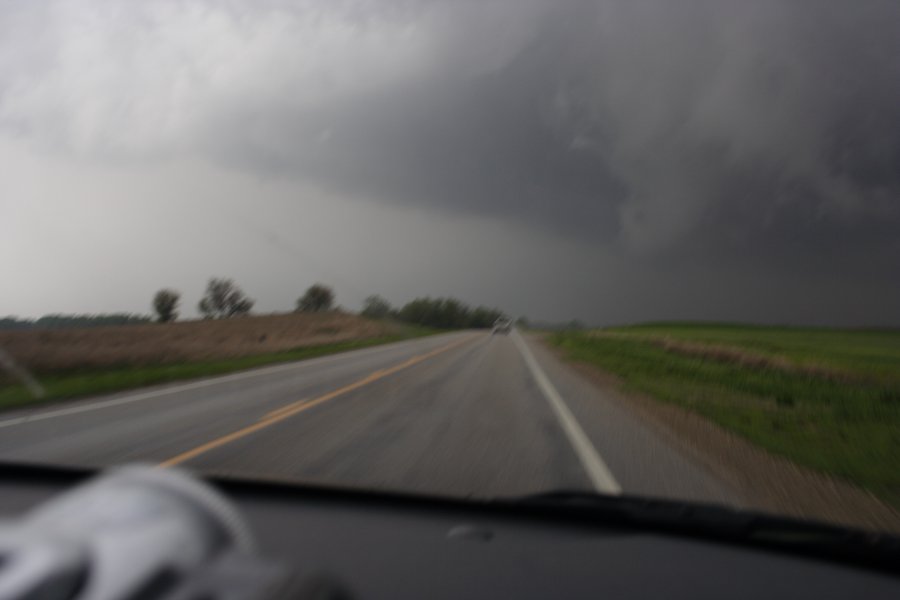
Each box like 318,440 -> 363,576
0,331 -> 743,504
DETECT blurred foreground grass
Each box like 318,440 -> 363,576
550,323 -> 900,509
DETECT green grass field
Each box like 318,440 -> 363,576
0,329 -> 436,412
550,323 -> 900,508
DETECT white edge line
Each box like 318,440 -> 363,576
511,330 -> 622,495
0,333 -> 461,430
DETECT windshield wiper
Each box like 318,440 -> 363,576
510,490 -> 900,575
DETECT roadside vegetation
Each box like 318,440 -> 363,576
550,323 -> 900,509
0,277 -> 508,412
0,314 -> 152,330
0,330 -> 434,412
365,295 -> 505,329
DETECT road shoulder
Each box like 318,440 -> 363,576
536,336 -> 900,533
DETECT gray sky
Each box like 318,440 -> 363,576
2,0 -> 899,326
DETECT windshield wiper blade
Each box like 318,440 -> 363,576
510,490 -> 900,574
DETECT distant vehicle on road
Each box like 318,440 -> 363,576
492,317 -> 513,334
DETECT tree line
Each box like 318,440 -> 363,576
362,295 -> 505,329
0,314 -> 152,331
151,278 -> 339,323
2,279 -> 508,331
154,280 -> 507,330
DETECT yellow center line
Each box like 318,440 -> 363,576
158,334 -> 477,468
263,401 -> 310,421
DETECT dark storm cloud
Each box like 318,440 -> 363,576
2,0 -> 899,324
198,0 -> 900,263
200,0 -> 630,238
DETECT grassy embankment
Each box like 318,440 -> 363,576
0,314 -> 438,412
550,323 -> 900,508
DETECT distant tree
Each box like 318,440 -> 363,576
198,278 -> 254,319
469,306 -> 504,328
397,297 -> 465,328
0,314 -> 151,330
0,317 -> 35,331
152,289 -> 180,323
394,297 -> 508,329
361,295 -> 392,319
516,316 -> 530,329
396,298 -> 432,326
297,284 -> 335,313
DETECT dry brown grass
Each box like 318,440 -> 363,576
0,312 -> 394,373
593,331 -> 855,382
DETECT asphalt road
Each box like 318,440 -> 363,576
0,331 -> 743,504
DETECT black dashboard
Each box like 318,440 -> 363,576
1,463 -> 897,600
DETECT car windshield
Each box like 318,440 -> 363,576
1,0 -> 898,537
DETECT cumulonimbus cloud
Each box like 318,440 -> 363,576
2,0 -> 898,292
